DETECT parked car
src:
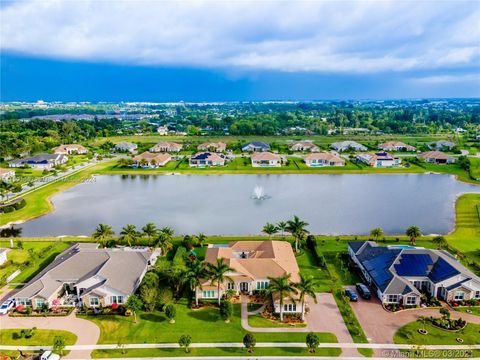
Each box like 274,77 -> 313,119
0,298 -> 15,315
345,288 -> 358,301
40,351 -> 61,360
356,283 -> 372,299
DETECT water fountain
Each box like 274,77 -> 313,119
252,185 -> 268,200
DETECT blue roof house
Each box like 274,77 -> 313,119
241,141 -> 270,152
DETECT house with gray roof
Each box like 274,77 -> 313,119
428,140 -> 455,151
331,141 -> 367,152
348,241 -> 480,306
8,154 -> 68,170
114,141 -> 138,153
241,141 -> 270,152
13,243 -> 159,309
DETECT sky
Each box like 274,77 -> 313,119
1,0 -> 479,101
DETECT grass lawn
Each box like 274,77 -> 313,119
0,329 -> 77,346
248,314 -> 306,328
454,306 -> 480,317
80,300 -> 336,345
0,241 -> 70,283
394,321 -> 480,346
92,346 -> 341,358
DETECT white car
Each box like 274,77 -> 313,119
40,351 -> 61,360
0,298 -> 15,315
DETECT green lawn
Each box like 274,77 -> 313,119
0,329 -> 77,346
394,321 -> 480,346
248,314 -> 306,328
454,306 -> 480,317
92,346 -> 341,358
80,300 -> 336,345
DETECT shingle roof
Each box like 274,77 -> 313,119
348,241 -> 366,254
251,152 -> 281,161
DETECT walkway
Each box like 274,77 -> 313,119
0,311 -> 100,359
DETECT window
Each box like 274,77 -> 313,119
227,282 -> 235,290
387,294 -> 399,303
36,299 -> 45,308
454,291 -> 465,301
90,297 -> 99,306
283,304 -> 297,312
475,291 -> 480,299
202,290 -> 215,298
111,296 -> 124,304
18,298 -> 32,306
405,296 -> 417,305
256,281 -> 269,290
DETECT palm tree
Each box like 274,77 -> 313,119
207,258 -> 233,305
92,224 -> 115,248
120,224 -> 139,247
159,226 -> 175,239
277,221 -> 287,237
262,223 -> 278,239
432,235 -> 447,249
186,261 -> 208,306
286,215 -> 310,252
406,226 -> 421,246
156,232 -> 173,256
295,274 -> 319,320
267,274 -> 298,321
142,222 -> 158,245
196,233 -> 207,247
370,227 -> 384,242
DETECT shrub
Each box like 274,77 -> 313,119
157,286 -> 173,309
243,333 -> 256,353
165,304 -> 176,323
219,300 -> 233,322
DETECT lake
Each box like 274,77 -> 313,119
20,174 -> 480,236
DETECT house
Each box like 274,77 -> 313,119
378,141 -> 416,152
133,152 -> 172,168
0,248 -> 7,266
197,241 -> 302,315
251,152 -> 282,167
150,141 -> 183,153
189,152 -> 225,167
331,141 -> 367,152
157,126 -> 169,135
9,154 -> 68,170
304,152 -> 345,167
356,152 -> 401,168
0,168 -> 15,181
348,241 -> 480,306
289,141 -> 320,152
115,142 -> 137,153
52,144 -> 88,155
242,141 -> 270,152
197,142 -> 227,153
417,151 -> 456,164
13,243 -> 160,309
428,140 -> 455,151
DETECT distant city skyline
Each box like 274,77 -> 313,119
1,0 -> 479,101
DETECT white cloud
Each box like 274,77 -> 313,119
410,73 -> 480,84
1,0 -> 479,73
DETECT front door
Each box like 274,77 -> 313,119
240,282 -> 249,292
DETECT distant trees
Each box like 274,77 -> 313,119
370,227 -> 384,241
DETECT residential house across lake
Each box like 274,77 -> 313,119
428,140 -> 455,151
304,152 -> 345,167
289,141 -> 320,152
197,142 -> 227,153
150,141 -> 183,153
189,152 -> 226,167
356,152 -> 401,168
133,152 -> 172,168
0,168 -> 15,181
13,243 -> 160,309
418,151 -> 456,164
242,141 -> 270,152
115,142 -> 137,153
9,154 -> 68,170
53,144 -> 88,155
251,152 -> 282,167
378,141 -> 416,152
331,141 -> 368,152
348,241 -> 480,306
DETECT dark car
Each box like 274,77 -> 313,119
344,288 -> 358,301
356,283 -> 372,299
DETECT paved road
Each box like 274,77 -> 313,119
0,311 -> 100,359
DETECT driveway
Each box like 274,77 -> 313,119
0,311 -> 100,359
348,287 -> 480,344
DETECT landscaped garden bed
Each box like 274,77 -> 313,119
10,305 -> 74,317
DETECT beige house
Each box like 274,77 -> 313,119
289,141 -> 320,152
0,168 -> 15,181
53,144 -> 88,155
197,241 -> 302,315
9,154 -> 68,170
157,126 -> 169,135
304,152 -> 345,167
378,141 -> 416,152
133,151 -> 172,168
13,243 -> 160,309
197,142 -> 227,153
150,141 -> 183,153
251,152 -> 282,167
417,151 -> 456,164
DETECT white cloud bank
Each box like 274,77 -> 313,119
1,0 -> 479,73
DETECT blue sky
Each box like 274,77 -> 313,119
1,0 -> 479,101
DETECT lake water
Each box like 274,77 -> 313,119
20,174 -> 480,236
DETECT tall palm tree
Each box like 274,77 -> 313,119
262,223 -> 278,239
142,222 -> 158,245
406,226 -> 421,246
432,235 -> 447,249
295,274 -> 319,320
286,215 -> 310,252
267,274 -> 298,321
369,227 -> 384,242
92,223 -> 115,248
159,226 -> 175,239
196,233 -> 207,247
277,221 -> 288,237
207,258 -> 233,305
156,232 -> 173,256
120,224 -> 139,247
186,261 -> 208,306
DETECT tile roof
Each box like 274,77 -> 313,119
305,152 -> 344,163
251,152 -> 281,161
